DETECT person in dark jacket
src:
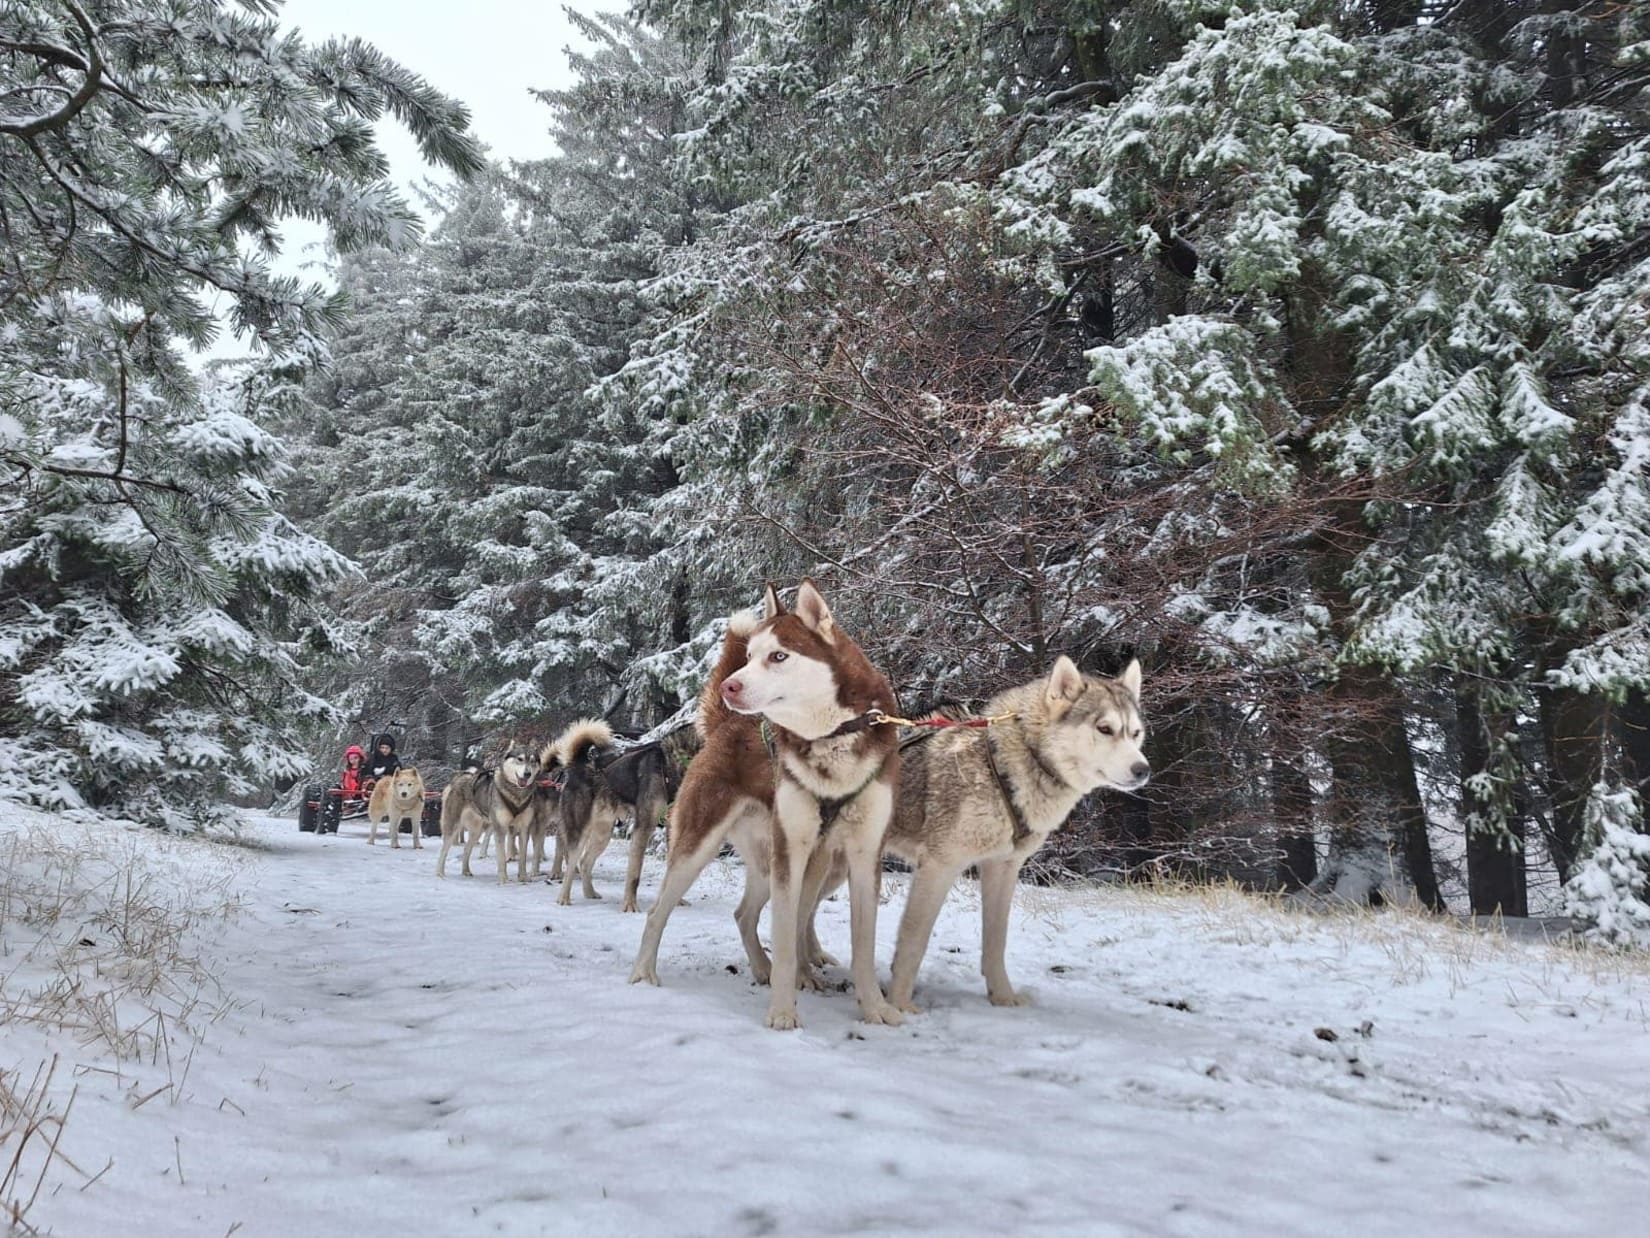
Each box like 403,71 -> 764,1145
364,733 -> 401,781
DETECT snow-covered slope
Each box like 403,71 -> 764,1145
2,806 -> 1645,1237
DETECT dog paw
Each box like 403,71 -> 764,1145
621,900 -> 638,913
750,961 -> 772,986
765,1006 -> 802,1031
587,891 -> 604,900
891,997 -> 922,1015
988,989 -> 1031,1007
810,948 -> 841,968
556,893 -> 572,907
628,965 -> 660,986
797,968 -> 827,993
861,1001 -> 905,1027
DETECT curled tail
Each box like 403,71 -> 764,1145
697,611 -> 758,739
538,738 -> 563,774
555,718 -> 615,767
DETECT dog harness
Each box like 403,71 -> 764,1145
980,732 -> 1035,847
900,715 -> 1036,847
759,718 -> 889,832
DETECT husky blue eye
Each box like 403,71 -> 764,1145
769,651 -> 788,663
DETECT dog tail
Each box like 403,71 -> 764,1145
698,610 -> 759,739
555,718 -> 615,767
538,737 -> 562,772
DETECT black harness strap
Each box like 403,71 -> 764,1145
981,731 -> 1035,846
761,718 -> 887,833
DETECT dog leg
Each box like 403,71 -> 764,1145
839,785 -> 901,1027
462,822 -> 479,877
390,814 -> 400,849
979,856 -> 1030,1006
732,853 -> 772,985
580,827 -> 607,901
556,835 -> 580,906
887,862 -> 965,1014
531,826 -> 544,878
628,827 -> 727,986
436,831 -> 453,877
494,825 -> 510,885
765,782 -> 821,1030
795,843 -> 838,992
804,858 -> 845,971
367,813 -> 377,845
550,832 -> 564,882
413,814 -> 423,850
623,789 -> 664,913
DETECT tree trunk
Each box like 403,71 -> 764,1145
1457,686 -> 1528,916
1620,688 -> 1650,799
1302,507 -> 1443,909
1116,795 -> 1155,879
1310,662 -> 1442,908
1284,251 -> 1439,907
1141,694 -> 1217,879
1270,722 -> 1317,891
1538,643 -> 1607,883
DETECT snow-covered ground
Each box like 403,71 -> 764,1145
2,804 -> 1646,1237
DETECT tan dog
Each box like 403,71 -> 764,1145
630,581 -> 902,1031
368,767 -> 427,849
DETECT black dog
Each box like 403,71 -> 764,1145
554,720 -> 684,910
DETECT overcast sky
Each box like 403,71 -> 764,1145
202,0 -> 613,360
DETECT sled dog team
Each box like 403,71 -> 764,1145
435,722 -> 679,912
430,580 -> 1149,1030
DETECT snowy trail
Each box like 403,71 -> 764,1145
7,810 -> 1648,1237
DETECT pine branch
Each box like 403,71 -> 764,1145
0,2 -> 102,139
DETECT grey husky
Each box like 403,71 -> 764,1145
436,741 -> 546,882
882,657 -> 1148,1011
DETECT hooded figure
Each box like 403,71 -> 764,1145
364,733 -> 400,781
340,744 -> 365,797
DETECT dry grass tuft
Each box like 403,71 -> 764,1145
0,816 -> 246,1228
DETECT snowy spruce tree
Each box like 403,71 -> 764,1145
1564,784 -> 1650,948
0,0 -> 480,821
286,13 -> 713,750
272,0 -> 1647,906
591,0 -> 1650,902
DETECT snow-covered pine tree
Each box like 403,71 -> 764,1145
0,0 -> 481,821
288,14 -> 710,743
599,1 -> 1343,877
983,0 -> 1650,901
1563,783 -> 1650,948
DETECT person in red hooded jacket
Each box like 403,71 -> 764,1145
339,745 -> 366,799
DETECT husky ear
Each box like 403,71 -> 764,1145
762,581 -> 784,621
1119,659 -> 1142,701
1046,656 -> 1084,706
793,578 -> 836,642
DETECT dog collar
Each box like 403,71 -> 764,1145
824,709 -> 886,740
